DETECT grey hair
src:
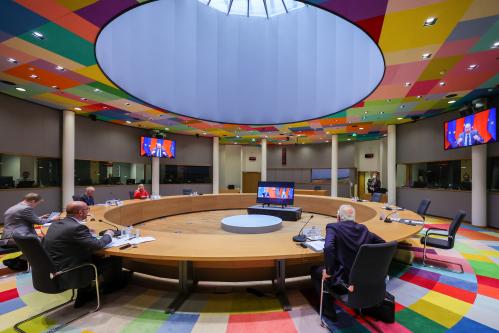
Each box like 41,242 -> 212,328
338,204 -> 356,222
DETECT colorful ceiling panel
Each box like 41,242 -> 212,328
0,0 -> 497,145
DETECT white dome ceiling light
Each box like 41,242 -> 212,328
198,0 -> 306,18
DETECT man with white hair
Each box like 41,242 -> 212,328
80,186 -> 96,206
311,204 -> 385,321
457,123 -> 483,147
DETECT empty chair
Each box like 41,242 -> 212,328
128,191 -> 135,200
12,234 -> 101,333
419,210 -> 466,273
371,192 -> 382,203
320,242 -> 397,331
182,189 -> 193,195
416,199 -> 431,220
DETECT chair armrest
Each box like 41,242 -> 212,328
425,227 -> 448,238
50,263 -> 98,280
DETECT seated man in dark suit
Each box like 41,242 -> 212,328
43,201 -> 129,307
80,186 -> 96,206
311,204 -> 385,321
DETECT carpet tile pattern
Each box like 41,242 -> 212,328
0,217 -> 497,332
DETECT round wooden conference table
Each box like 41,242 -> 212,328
87,194 -> 423,313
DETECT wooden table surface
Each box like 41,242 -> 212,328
88,194 -> 423,262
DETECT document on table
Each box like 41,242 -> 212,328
304,240 -> 325,252
104,235 -> 156,248
391,218 -> 424,226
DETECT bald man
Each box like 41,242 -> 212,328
43,201 -> 126,308
311,205 -> 385,321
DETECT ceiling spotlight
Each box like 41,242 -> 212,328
397,117 -> 403,120
422,53 -> 432,60
364,110 -> 368,114
467,64 -> 478,70
251,138 -> 255,142
29,74 -> 38,79
278,142 -> 282,145
264,135 -> 268,138
326,140 -> 329,143
32,31 -> 46,40
439,81 -> 446,86
491,41 -> 499,49
380,111 -> 384,114
7,57 -> 18,64
448,100 -> 456,104
416,95 -> 422,99
55,65 -> 65,71
125,102 -> 130,106
80,97 -> 87,101
203,132 -> 207,135
74,107 -> 82,111
404,82 -> 411,87
386,99 -> 391,102
400,104 -> 405,108
359,127 -> 364,130
424,17 -> 437,26
93,88 -> 101,93
51,85 -> 59,89
165,127 -> 169,130
125,120 -> 132,124
352,133 -> 357,137
236,135 -> 240,138
234,142 -> 238,145
15,87 -> 26,92
347,138 -> 351,141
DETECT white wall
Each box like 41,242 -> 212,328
219,145 -> 242,189
1,155 -> 20,180
356,140 -> 381,172
242,146 -> 261,172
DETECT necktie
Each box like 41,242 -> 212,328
466,134 -> 471,146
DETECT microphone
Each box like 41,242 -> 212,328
383,211 -> 399,223
97,219 -> 121,237
293,215 -> 314,242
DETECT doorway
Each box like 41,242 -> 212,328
242,172 -> 261,193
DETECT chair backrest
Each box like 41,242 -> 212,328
182,189 -> 193,195
72,195 -> 81,201
128,191 -> 135,200
448,210 -> 466,245
416,199 -> 431,217
371,192 -> 382,202
347,241 -> 397,309
12,234 -> 61,294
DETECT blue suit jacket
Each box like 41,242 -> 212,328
80,194 -> 95,206
324,220 -> 385,285
458,130 -> 483,146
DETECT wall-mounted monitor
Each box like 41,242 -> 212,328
256,181 -> 295,206
140,136 -> 176,158
444,108 -> 496,150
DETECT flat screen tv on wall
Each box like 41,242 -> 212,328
444,108 -> 496,150
140,136 -> 176,158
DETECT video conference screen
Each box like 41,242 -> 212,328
140,136 -> 176,158
256,181 -> 295,206
444,108 -> 496,150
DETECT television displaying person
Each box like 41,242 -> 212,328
457,123 -> 484,147
151,142 -> 167,157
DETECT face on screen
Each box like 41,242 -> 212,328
258,187 -> 293,199
141,137 -> 176,158
444,108 -> 496,150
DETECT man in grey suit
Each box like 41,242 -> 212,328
43,201 -> 128,307
1,193 -> 59,247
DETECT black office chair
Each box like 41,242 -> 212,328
320,242 -> 397,332
371,192 -> 382,203
182,189 -> 193,195
416,199 -> 431,220
12,235 -> 101,333
72,195 -> 81,201
128,191 -> 135,200
419,210 -> 466,274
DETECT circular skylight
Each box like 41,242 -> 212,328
198,0 -> 306,18
96,0 -> 384,125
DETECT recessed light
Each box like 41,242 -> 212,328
404,82 -> 411,87
347,138 -> 351,141
386,99 -> 391,102
278,142 -> 282,145
125,120 -> 132,124
424,17 -> 437,26
93,88 -> 101,93
491,41 -> 499,49
80,97 -> 87,101
397,117 -> 403,120
400,104 -> 405,108
380,111 -> 384,114
416,95 -> 422,99
51,85 -> 59,89
236,135 -> 240,138
467,64 -> 478,70
32,31 -> 45,40
55,65 -> 65,71
439,81 -> 446,86
448,100 -> 456,104
352,133 -> 357,137
74,107 -> 82,111
15,87 -> 26,92
359,127 -> 364,130
165,127 -> 169,130
234,142 -> 238,145
125,102 -> 130,106
422,53 -> 432,60
29,74 -> 38,79
203,132 -> 207,135
252,138 -> 255,142
326,140 -> 329,143
364,110 -> 368,114
7,57 -> 18,64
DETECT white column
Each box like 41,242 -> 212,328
151,157 -> 159,196
213,137 -> 220,194
261,138 -> 267,181
330,135 -> 338,197
472,144 -> 487,227
62,110 -> 75,209
387,125 -> 397,204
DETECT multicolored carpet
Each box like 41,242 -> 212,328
0,217 -> 497,333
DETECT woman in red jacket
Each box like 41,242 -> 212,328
133,184 -> 149,199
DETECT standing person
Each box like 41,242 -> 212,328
367,172 -> 381,194
43,201 -> 129,308
133,184 -> 149,199
1,193 -> 59,247
80,186 -> 96,206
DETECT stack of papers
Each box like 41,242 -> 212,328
304,240 -> 325,252
104,235 -> 156,248
393,218 -> 424,226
